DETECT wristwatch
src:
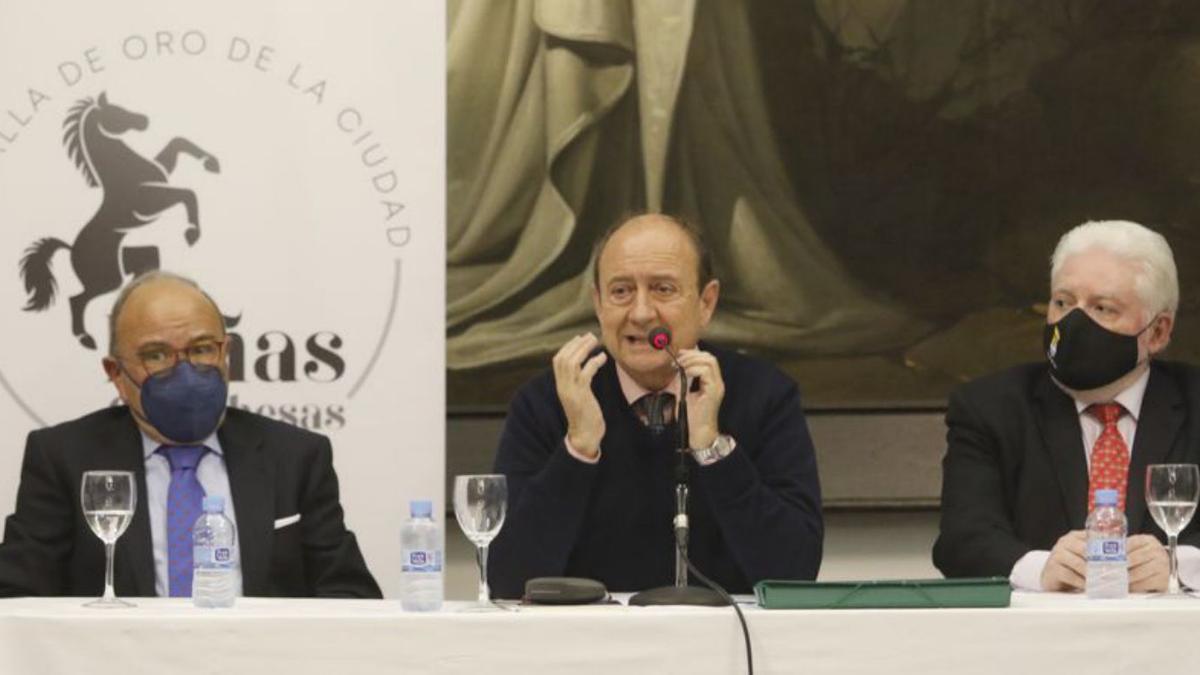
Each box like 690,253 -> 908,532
691,434 -> 735,465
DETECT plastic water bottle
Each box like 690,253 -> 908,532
193,495 -> 238,608
1086,488 -> 1128,599
400,499 -> 443,611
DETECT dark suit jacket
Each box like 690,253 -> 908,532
934,361 -> 1200,578
0,406 -> 381,598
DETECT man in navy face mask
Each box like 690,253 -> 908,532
104,275 -> 232,448
0,271 -> 381,599
935,220 -> 1200,594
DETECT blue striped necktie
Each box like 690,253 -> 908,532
158,445 -> 208,597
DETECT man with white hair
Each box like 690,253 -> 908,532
934,220 -> 1200,592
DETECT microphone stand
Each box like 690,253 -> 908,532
630,347 -> 725,607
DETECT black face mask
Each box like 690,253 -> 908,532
1043,308 -> 1152,391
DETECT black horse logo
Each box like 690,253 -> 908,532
18,92 -> 220,349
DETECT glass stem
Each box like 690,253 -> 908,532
1169,534 -> 1181,594
103,541 -> 116,601
476,544 -> 490,605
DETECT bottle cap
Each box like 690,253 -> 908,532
410,500 -> 433,518
1093,489 -> 1119,507
202,495 -> 225,513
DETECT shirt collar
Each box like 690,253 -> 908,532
140,429 -> 224,460
1073,367 -> 1150,421
615,361 -> 682,406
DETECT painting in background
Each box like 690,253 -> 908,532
447,0 -> 1200,411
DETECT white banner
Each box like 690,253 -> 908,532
0,1 -> 445,596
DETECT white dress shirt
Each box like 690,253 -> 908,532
141,431 -> 243,597
1009,369 -> 1200,590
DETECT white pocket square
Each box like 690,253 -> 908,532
274,513 -> 301,529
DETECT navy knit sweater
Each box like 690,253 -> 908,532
488,343 -> 823,598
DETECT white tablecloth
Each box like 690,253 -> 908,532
0,592 -> 1197,674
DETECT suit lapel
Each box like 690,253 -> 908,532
219,412 -> 273,596
1034,373 -> 1090,529
1127,366 -> 1184,532
99,410 -> 156,596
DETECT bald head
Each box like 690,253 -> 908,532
591,213 -> 713,291
108,271 -> 224,357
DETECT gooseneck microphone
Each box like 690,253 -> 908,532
633,327 -> 753,673
648,327 -> 689,584
647,327 -> 688,461
630,327 -> 725,607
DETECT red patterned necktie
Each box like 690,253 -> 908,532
1086,403 -> 1129,513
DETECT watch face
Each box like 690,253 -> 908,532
693,435 -> 731,463
714,436 -> 732,456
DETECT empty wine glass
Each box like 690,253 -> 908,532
81,471 -> 137,608
1146,463 -> 1200,595
453,474 -> 507,610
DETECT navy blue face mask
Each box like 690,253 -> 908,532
129,361 -> 228,443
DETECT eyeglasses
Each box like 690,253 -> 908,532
129,338 -> 226,376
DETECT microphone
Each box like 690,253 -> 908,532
648,327 -> 671,351
629,328 -> 727,609
647,326 -> 688,456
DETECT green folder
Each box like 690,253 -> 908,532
754,577 -> 1011,609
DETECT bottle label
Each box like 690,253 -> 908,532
402,549 -> 443,573
1087,538 -> 1126,563
195,545 -> 237,569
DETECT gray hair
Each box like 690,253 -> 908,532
107,270 -> 223,356
1050,220 -> 1179,320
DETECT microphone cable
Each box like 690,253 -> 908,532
675,536 -> 754,675
650,326 -> 753,675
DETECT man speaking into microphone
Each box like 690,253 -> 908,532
488,213 -> 823,598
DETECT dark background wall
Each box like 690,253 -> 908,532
447,2 -> 1200,517
450,0 -> 1200,415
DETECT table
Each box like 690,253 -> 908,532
0,593 -> 1197,674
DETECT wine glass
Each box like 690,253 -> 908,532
80,471 -> 137,608
1146,463 -> 1200,595
453,474 -> 507,609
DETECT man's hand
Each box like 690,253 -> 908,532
1041,530 -> 1087,592
1127,534 -> 1169,592
553,334 -> 607,460
675,348 -> 724,450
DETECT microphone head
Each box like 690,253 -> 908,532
648,327 -> 672,351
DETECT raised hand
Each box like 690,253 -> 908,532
674,348 -> 724,450
553,333 -> 608,460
